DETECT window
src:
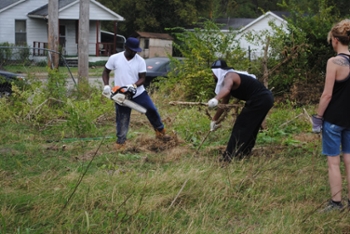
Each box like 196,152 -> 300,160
15,20 -> 26,45
144,39 -> 149,49
75,20 -> 79,43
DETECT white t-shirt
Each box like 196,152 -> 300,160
105,52 -> 146,98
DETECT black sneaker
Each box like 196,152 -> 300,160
319,200 -> 344,213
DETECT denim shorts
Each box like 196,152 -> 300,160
322,121 -> 350,156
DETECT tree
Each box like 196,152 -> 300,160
97,0 -> 349,37
159,20 -> 248,101
279,0 -> 341,78
236,0 -> 342,97
97,0 -> 212,36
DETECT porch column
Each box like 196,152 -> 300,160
114,21 -> 117,54
96,21 -> 99,56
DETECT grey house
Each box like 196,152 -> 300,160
0,0 -> 124,57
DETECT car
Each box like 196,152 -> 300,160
0,70 -> 26,97
144,57 -> 183,88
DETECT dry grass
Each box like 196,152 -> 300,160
1,92 -> 350,233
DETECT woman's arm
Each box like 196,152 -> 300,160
316,58 -> 336,117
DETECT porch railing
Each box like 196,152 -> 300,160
96,42 -> 114,56
32,41 -> 48,56
32,41 -> 116,56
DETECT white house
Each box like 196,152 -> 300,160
213,11 -> 289,59
0,0 -> 124,58
237,11 -> 289,59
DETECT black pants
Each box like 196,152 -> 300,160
223,91 -> 274,160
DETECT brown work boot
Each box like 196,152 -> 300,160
115,142 -> 126,151
155,128 -> 171,141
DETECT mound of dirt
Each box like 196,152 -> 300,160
125,131 -> 185,153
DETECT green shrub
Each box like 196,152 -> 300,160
89,60 -> 107,67
165,20 -> 249,101
36,60 -> 48,67
0,42 -> 13,66
46,68 -> 67,103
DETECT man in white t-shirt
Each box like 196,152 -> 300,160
102,37 -> 170,150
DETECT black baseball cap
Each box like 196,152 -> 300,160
211,59 -> 233,70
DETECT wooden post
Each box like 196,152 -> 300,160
78,0 -> 90,83
48,0 -> 59,69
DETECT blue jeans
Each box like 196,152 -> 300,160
115,91 -> 164,144
322,121 -> 350,156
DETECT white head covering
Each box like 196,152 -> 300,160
212,68 -> 256,94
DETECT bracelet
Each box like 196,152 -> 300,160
133,83 -> 137,88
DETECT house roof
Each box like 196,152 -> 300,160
238,11 -> 288,32
27,0 -> 124,21
191,11 -> 290,32
27,0 -> 74,17
134,32 -> 173,40
215,18 -> 255,30
271,11 -> 291,19
0,0 -> 26,12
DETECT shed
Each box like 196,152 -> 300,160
131,31 -> 173,58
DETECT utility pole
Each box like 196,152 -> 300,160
78,0 -> 90,83
48,0 -> 59,69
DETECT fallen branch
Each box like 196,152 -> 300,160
303,108 -> 313,124
278,113 -> 305,128
168,179 -> 189,209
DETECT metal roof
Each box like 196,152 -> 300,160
28,0 -> 78,17
26,0 -> 124,21
215,18 -> 255,30
270,11 -> 291,19
134,32 -> 173,40
0,0 -> 23,10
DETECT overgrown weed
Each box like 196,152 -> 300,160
1,81 -> 350,233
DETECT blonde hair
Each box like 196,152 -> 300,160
327,19 -> 350,45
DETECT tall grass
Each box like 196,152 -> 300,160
1,81 -> 350,233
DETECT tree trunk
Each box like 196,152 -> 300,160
262,37 -> 270,89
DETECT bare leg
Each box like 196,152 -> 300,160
327,155 -> 342,202
343,153 -> 350,200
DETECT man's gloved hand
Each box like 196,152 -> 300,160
210,120 -> 220,132
208,98 -> 218,108
125,84 -> 137,95
102,85 -> 111,96
312,115 -> 323,133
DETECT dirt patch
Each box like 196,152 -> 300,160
127,131 -> 186,153
0,148 -> 19,156
292,132 -> 320,143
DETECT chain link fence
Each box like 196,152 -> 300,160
0,45 -> 78,95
